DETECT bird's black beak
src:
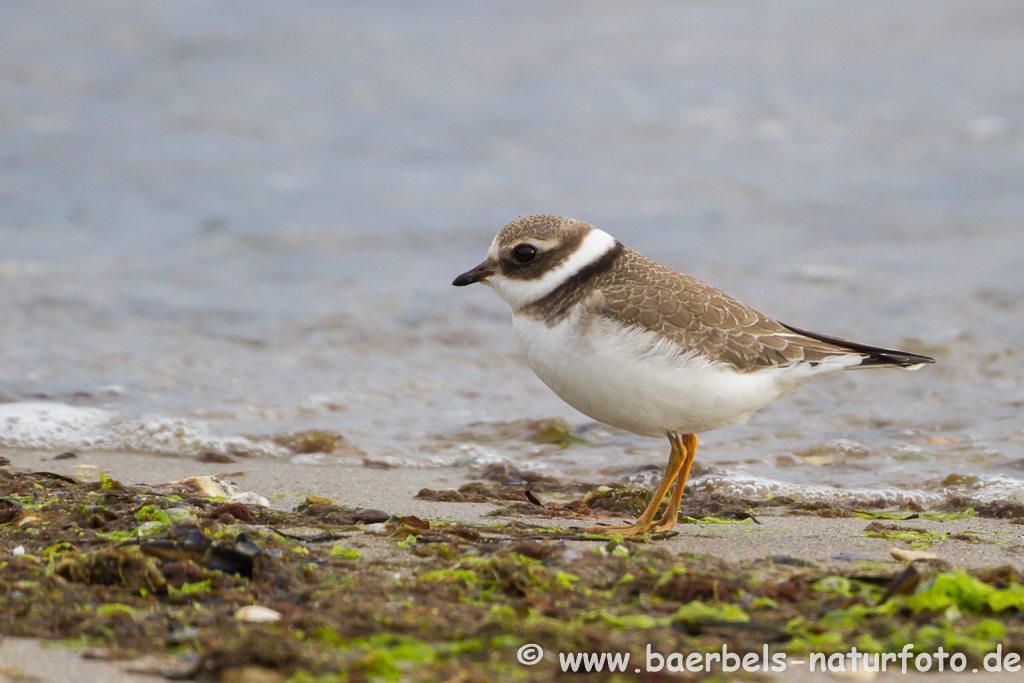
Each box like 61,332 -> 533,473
452,261 -> 493,286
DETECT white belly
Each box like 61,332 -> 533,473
512,312 -> 823,437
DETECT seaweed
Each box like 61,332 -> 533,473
1,464 -> 1023,682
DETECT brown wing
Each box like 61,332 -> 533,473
593,248 -> 933,371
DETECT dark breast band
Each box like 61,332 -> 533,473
520,242 -> 624,325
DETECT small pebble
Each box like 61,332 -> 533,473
234,605 -> 281,623
353,508 -> 391,523
560,549 -> 583,563
177,475 -> 238,498
53,452 -> 78,460
833,553 -> 877,562
890,547 -> 938,562
229,492 -> 270,507
167,627 -> 200,643
769,554 -> 816,567
137,521 -> 165,535
197,452 -> 237,464
12,546 -> 25,556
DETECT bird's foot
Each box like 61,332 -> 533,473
581,521 -> 652,536
651,505 -> 681,534
651,518 -> 679,534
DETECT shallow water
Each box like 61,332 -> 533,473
1,1 -> 1023,506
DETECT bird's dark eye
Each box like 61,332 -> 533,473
512,244 -> 538,263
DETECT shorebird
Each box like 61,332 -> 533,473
453,215 -> 934,535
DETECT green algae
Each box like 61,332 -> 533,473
683,515 -> 756,525
98,472 -> 122,491
2,466 -> 1024,681
908,571 -> 1024,613
864,521 -> 951,547
528,422 -> 588,448
853,508 -> 977,521
675,601 -> 749,624
95,603 -> 140,619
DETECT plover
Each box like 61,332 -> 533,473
453,215 -> 934,535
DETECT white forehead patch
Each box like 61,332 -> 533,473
486,233 -> 501,261
485,228 -> 617,310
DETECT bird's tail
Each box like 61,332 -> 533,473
781,323 -> 936,370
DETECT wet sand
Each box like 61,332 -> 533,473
0,638 -> 162,683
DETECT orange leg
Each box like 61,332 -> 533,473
653,434 -> 697,533
583,432 -> 686,536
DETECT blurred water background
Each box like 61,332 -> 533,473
1,1 -> 1023,506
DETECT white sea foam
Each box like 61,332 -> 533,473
692,473 -> 1024,508
1,401 -> 1020,511
0,401 -> 292,458
0,402 -> 115,451
0,402 -> 554,465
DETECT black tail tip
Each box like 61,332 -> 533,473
866,352 -> 936,369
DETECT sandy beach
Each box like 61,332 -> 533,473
4,448 -> 1024,570
4,448 -> 1024,681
